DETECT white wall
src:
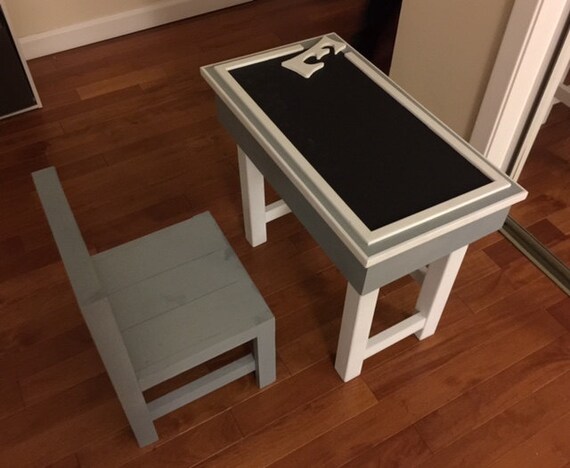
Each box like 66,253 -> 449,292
390,0 -> 515,139
3,0 -> 252,59
4,0 -> 165,36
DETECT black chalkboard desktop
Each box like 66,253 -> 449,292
201,34 -> 527,382
229,50 -> 492,231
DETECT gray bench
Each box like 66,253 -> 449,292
32,167 -> 276,447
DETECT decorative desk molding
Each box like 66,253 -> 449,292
281,36 -> 347,79
18,0 -> 252,60
204,35 -> 525,267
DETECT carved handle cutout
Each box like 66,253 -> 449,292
281,37 -> 347,79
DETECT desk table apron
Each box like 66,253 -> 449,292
217,98 -> 508,295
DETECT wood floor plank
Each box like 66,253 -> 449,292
232,359 -> 342,436
362,280 -> 558,399
239,239 -> 333,297
0,300 -> 83,354
265,266 -> 346,321
548,207 -> 570,235
417,372 -> 570,468
548,298 -> 570,331
509,194 -> 567,228
527,219 -> 566,247
47,453 -> 81,468
268,398 -> 416,467
0,324 -> 92,380
0,121 -> 64,153
1,397 -> 125,467
341,426 -> 433,468
77,372 -> 270,467
455,269 -> 517,312
0,375 -> 23,420
454,248 -> 500,287
77,67 -> 168,100
0,375 -> 121,467
278,316 -> 343,375
483,237 -> 527,269
414,334 -> 570,451
517,147 -> 564,181
275,291 -> 345,348
0,375 -> 114,445
487,411 -> 570,468
370,312 -> 565,420
19,347 -> 105,406
122,411 -> 243,468
197,379 -> 377,467
502,255 -> 546,289
0,259 -> 69,301
521,166 -> 570,207
277,278 -> 435,376
475,275 -> 565,314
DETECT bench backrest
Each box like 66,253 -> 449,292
32,167 -> 104,307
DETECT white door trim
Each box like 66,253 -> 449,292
470,0 -> 569,172
510,27 -> 570,180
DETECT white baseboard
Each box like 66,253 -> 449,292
19,0 -> 252,60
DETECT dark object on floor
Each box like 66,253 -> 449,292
352,0 -> 403,73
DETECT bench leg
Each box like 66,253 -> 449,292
253,319 -> 277,388
238,146 -> 267,247
334,284 -> 380,382
415,245 -> 468,340
83,299 -> 158,448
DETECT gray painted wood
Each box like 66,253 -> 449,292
122,280 -> 273,374
82,298 -> 159,447
102,249 -> 257,330
32,167 -> 276,447
148,355 -> 256,419
92,212 -> 228,293
253,319 -> 277,387
32,168 -> 103,306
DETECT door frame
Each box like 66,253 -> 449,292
471,0 -> 570,294
508,22 -> 570,180
470,0 -> 569,174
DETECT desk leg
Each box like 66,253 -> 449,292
415,245 -> 468,340
238,147 -> 267,246
334,246 -> 468,382
335,284 -> 380,382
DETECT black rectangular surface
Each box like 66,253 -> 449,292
0,7 -> 36,117
230,52 -> 492,231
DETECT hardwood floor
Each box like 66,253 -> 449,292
1,1 -> 569,466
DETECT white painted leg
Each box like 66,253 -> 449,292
237,146 -> 267,246
415,245 -> 468,340
334,284 -> 380,382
